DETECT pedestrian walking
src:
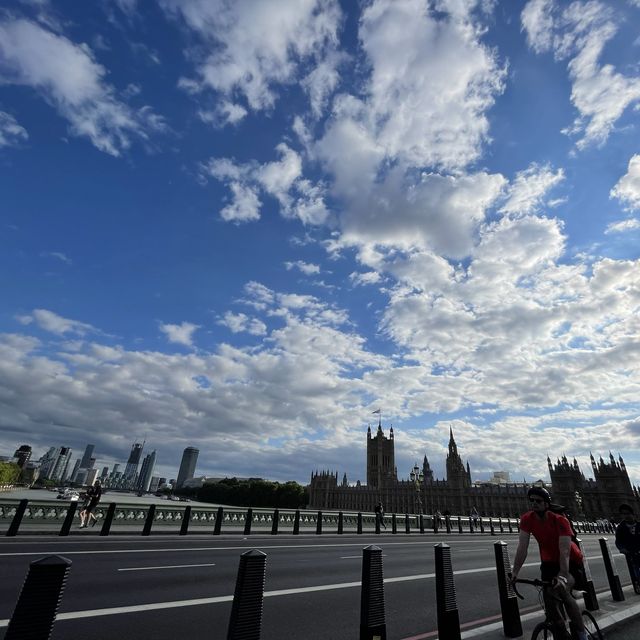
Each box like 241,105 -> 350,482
374,501 -> 386,530
80,479 -> 102,528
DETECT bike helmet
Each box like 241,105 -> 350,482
527,486 -> 552,504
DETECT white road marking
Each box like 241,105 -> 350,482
118,563 -> 216,572
340,554 -> 387,559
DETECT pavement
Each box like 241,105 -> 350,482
462,582 -> 640,638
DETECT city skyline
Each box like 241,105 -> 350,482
2,1 -> 640,486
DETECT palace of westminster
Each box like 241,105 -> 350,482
308,420 -> 640,519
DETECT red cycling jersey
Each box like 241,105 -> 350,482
520,510 -> 583,565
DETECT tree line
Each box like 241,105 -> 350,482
180,477 -> 309,509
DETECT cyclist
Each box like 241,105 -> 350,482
510,487 -> 588,640
615,503 -> 640,592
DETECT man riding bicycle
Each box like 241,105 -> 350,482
510,487 -> 588,640
615,503 -> 640,593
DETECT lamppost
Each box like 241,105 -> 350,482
409,463 -> 424,515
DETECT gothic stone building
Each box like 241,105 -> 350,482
308,422 -> 639,519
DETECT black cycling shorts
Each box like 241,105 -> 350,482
540,561 -> 588,591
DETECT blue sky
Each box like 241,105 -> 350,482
2,0 -> 640,486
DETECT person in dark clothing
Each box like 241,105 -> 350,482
374,501 -> 386,530
80,479 -> 102,528
615,503 -> 640,593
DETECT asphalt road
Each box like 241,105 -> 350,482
0,533 -> 628,639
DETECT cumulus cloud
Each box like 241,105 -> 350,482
163,0 -> 342,116
611,155 -> 640,211
605,218 -> 640,234
159,321 -> 200,347
206,143 -> 329,225
0,18 -> 166,155
521,0 -> 640,149
285,260 -> 321,275
219,312 -> 267,336
355,0 -> 505,171
16,309 -> 95,335
0,110 -> 28,147
500,163 -> 565,216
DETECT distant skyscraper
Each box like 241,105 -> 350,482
86,468 -> 98,485
100,466 -> 109,479
49,447 -> 72,482
124,442 -> 144,483
13,445 -> 31,468
70,458 -> 82,483
137,451 -> 156,492
80,444 -> 95,469
176,447 -> 199,489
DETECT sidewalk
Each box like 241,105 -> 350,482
462,583 -> 640,639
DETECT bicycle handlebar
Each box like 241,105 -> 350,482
508,575 -> 553,600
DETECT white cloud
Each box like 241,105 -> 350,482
285,260 -> 321,275
206,143 -> 329,225
159,321 -> 200,347
0,19 -> 166,155
500,163 -> 565,216
349,271 -> 381,287
162,0 -> 342,115
40,251 -> 72,264
17,309 -> 95,335
605,218 -> 640,234
219,312 -> 267,336
611,155 -> 640,211
357,0 -> 506,170
219,182 -> 261,223
522,0 -> 640,149
0,110 -> 28,147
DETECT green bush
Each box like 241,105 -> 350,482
0,462 -> 21,485
195,478 -> 308,508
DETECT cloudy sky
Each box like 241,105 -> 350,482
1,0 -> 640,486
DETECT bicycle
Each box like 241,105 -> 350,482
511,577 -> 603,640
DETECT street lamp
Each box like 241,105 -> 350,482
409,463 -> 424,514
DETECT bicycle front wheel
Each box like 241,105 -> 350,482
582,611 -> 604,640
531,621 -> 558,639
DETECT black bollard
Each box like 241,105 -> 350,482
357,512 -> 363,534
100,503 -> 116,537
479,517 -> 485,533
499,518 -> 504,533
508,518 -> 513,534
489,518 -> 496,536
360,545 -> 386,640
142,504 -> 156,536
316,511 -> 323,535
494,541 -> 522,638
457,516 -> 463,534
227,549 -> 267,640
271,509 -> 279,535
468,516 -> 474,533
338,511 -> 343,535
59,501 -> 78,537
435,543 -> 461,640
445,515 -> 451,534
6,499 -> 29,537
405,514 -> 410,534
599,537 -> 624,601
214,506 -> 224,535
6,555 -> 72,639
293,509 -> 300,535
180,506 -> 191,536
375,512 -> 381,535
243,508 -> 253,536
433,514 -> 439,534
392,513 -> 397,534
420,514 -> 425,534
577,539 -> 599,610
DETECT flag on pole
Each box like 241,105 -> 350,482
372,408 -> 381,414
